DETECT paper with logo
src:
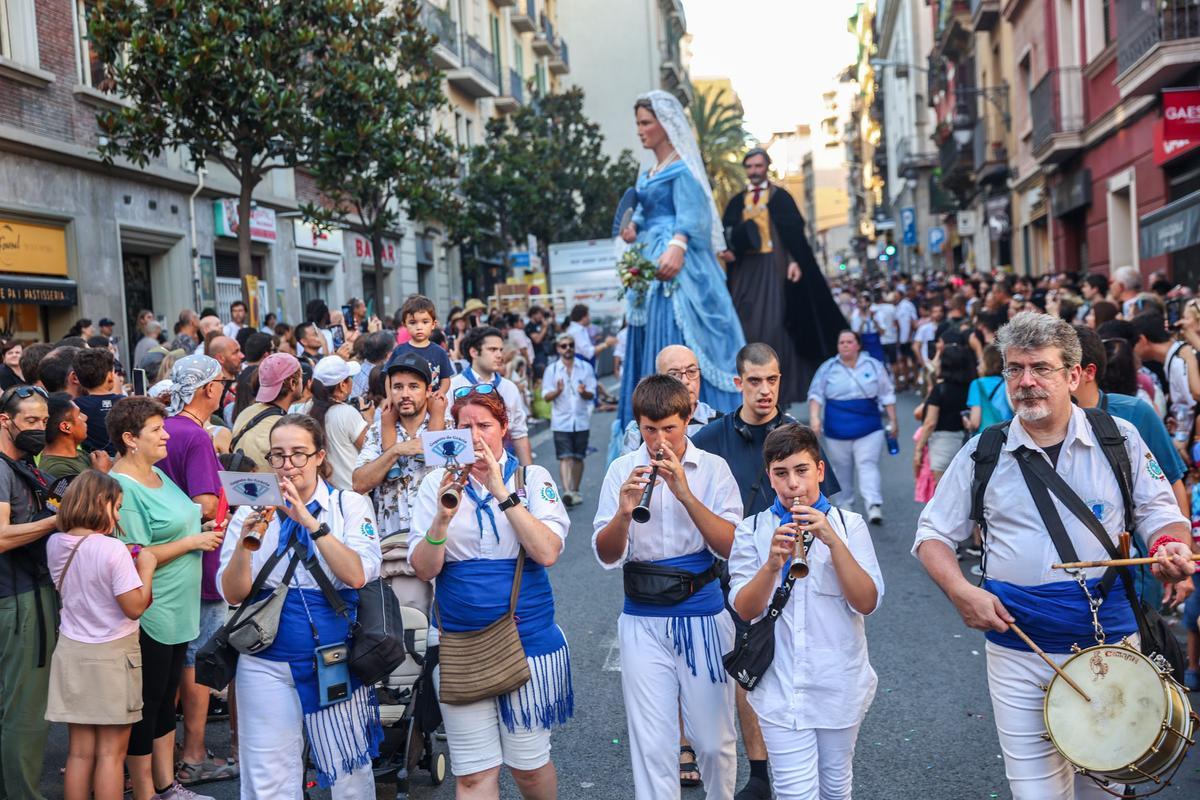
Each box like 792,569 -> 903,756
219,471 -> 285,507
420,428 -> 476,467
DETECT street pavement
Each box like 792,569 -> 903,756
40,392 -> 1200,799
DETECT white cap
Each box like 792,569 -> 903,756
313,355 -> 362,387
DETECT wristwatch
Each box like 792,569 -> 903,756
309,523 -> 332,541
496,493 -> 522,512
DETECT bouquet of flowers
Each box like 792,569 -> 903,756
617,244 -> 655,300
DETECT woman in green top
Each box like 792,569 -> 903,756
108,397 -> 225,800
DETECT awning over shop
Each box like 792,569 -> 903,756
1140,189 -> 1200,260
0,275 -> 78,306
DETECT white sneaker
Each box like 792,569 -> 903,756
152,783 -> 216,800
867,504 -> 883,525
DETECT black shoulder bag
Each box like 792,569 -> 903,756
1014,445 -> 1186,679
721,509 -> 843,691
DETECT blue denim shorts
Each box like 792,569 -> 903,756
185,599 -> 229,668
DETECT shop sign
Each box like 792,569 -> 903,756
0,218 -> 68,276
955,210 -> 977,236
1162,87 -> 1200,141
1051,169 -> 1092,218
293,220 -> 344,253
986,196 -> 1012,240
350,233 -> 398,268
1139,190 -> 1200,259
213,199 -> 277,243
0,276 -> 77,306
1152,118 -> 1200,166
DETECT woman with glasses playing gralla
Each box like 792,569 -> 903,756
218,414 -> 383,797
409,385 -> 573,799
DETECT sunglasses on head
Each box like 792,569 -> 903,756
0,385 -> 48,407
452,383 -> 497,400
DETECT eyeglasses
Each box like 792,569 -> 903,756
557,343 -> 574,350
265,450 -> 318,468
452,383 -> 497,400
666,366 -> 701,381
0,385 -> 48,411
1001,365 -> 1068,381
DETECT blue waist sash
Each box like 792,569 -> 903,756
824,397 -> 882,440
437,557 -> 565,658
984,577 -> 1138,654
256,588 -> 361,712
623,551 -> 724,618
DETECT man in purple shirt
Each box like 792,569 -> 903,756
156,354 -> 238,785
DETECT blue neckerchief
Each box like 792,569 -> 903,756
463,457 -> 520,541
276,491 -> 327,561
770,493 -> 831,524
463,367 -> 501,388
983,576 -> 1137,654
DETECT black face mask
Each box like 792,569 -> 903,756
12,428 -> 45,455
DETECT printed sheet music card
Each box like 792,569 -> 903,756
420,428 -> 476,467
219,471 -> 286,507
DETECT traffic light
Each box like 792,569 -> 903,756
838,262 -> 847,271
885,243 -> 897,257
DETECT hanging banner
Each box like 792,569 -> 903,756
213,199 -> 277,243
1162,87 -> 1200,141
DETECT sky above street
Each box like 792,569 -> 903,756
685,0 -> 861,141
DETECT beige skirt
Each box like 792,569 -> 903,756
46,630 -> 143,725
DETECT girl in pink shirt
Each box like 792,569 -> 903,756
46,471 -> 157,800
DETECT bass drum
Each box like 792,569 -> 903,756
1044,642 -> 1197,788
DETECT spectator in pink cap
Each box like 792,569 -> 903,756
229,352 -> 302,466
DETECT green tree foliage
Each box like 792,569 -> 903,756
451,89 -> 637,290
302,0 -> 459,306
690,87 -> 751,209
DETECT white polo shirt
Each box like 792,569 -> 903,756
448,369 -> 529,441
912,405 -> 1186,586
542,357 -> 596,433
592,441 -> 743,569
567,321 -> 595,362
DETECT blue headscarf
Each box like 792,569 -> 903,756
463,456 -> 520,541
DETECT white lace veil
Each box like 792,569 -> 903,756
639,89 -> 727,254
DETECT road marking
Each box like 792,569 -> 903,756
602,635 -> 621,672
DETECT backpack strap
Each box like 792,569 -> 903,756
230,405 -> 285,453
969,420 -> 1011,530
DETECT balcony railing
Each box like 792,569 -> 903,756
421,3 -> 459,59
463,36 -> 498,86
1117,0 -> 1200,76
512,0 -> 537,33
934,0 -> 973,61
508,69 -> 523,104
1031,66 -> 1084,155
897,136 -> 938,178
973,117 -> 1008,185
548,37 -> 569,74
971,0 -> 1000,31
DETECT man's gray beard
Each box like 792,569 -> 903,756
1014,402 -> 1051,423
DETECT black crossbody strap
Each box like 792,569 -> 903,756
227,540 -> 300,628
1013,448 -> 1083,565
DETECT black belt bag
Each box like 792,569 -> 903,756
622,560 -> 721,606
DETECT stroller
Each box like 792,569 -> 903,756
372,570 -> 447,796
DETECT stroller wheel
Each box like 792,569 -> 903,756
431,752 -> 447,785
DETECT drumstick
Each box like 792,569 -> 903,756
1006,622 -> 1091,703
1051,553 -> 1200,570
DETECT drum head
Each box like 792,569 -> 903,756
1045,645 -> 1167,772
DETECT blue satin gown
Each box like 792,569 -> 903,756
616,161 -> 746,429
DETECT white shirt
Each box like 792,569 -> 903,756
408,457 -> 569,563
728,507 -> 882,730
508,328 -> 534,367
323,403 -> 368,491
912,406 -> 1186,586
808,355 -> 896,407
871,303 -> 898,345
543,357 -> 596,432
448,370 -> 529,440
567,321 -> 595,362
217,482 -> 382,595
592,441 -> 743,568
1165,341 -> 1194,431
913,320 -> 937,360
353,411 -> 450,540
223,321 -> 243,341
895,299 -> 918,343
620,400 -> 720,455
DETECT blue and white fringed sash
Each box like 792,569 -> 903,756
623,550 -> 727,684
304,684 -> 382,788
983,575 -> 1137,654
437,557 -> 574,732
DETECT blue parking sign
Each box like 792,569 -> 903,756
929,226 -> 946,254
901,207 -> 916,246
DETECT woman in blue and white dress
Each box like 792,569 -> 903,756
409,386 -> 572,799
807,331 -> 898,525
615,90 -> 746,431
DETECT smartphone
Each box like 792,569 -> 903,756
341,305 -> 355,333
1166,297 -> 1184,329
331,324 -> 345,349
132,368 -> 147,396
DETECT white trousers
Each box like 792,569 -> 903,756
618,612 -> 737,800
759,721 -> 861,800
823,431 -> 884,508
985,642 -> 1114,800
235,655 -> 376,800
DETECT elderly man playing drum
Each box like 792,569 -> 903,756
913,312 -> 1196,800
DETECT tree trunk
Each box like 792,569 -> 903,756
372,229 -> 386,319
237,174 -> 255,299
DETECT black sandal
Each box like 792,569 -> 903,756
679,745 -> 701,787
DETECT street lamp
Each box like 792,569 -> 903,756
952,97 -> 974,148
869,59 -> 929,78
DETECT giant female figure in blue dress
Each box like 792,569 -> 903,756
615,91 -> 746,431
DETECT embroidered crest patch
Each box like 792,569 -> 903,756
361,521 -> 377,539
539,482 -> 558,503
1145,453 -> 1166,481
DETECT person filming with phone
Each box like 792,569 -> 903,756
218,414 -> 383,797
